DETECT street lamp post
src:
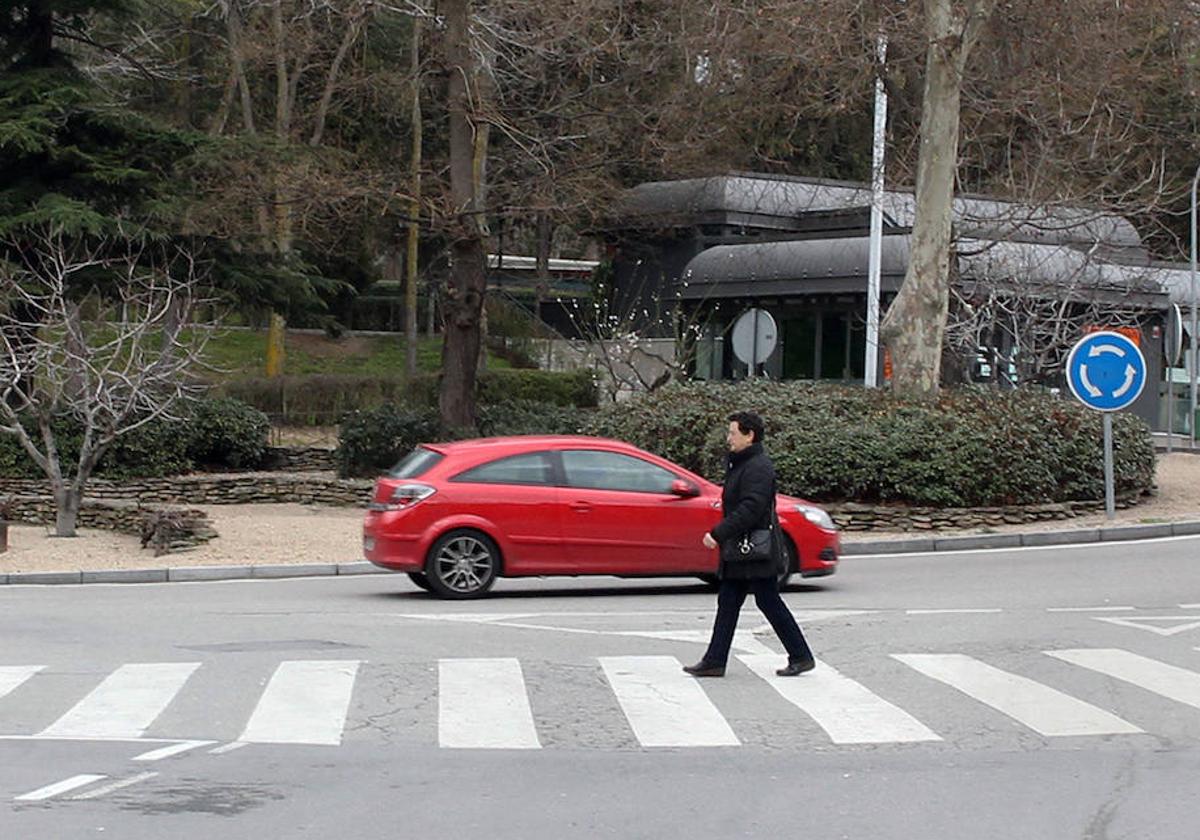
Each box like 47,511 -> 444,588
865,32 -> 888,388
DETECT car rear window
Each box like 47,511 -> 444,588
388,447 -> 444,479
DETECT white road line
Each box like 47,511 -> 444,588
69,772 -> 158,801
906,609 -> 1003,615
39,663 -> 200,739
438,658 -> 540,749
1181,604 -> 1200,609
600,656 -> 739,748
1048,649 -> 1200,710
239,660 -> 361,746
0,665 -> 43,700
893,653 -> 1141,737
737,655 -> 940,744
15,774 -> 106,802
131,740 -> 214,762
1046,606 -> 1135,612
860,533 -> 1200,559
208,741 -> 248,755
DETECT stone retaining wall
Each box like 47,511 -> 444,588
826,495 -> 1145,532
260,446 -> 337,473
0,473 -> 373,507
2,495 -> 216,554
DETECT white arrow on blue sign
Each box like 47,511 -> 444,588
1065,330 -> 1147,413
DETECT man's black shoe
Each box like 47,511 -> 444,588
682,662 -> 726,677
776,658 -> 816,677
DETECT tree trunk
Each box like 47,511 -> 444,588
53,486 -> 80,538
406,15 -> 423,378
879,0 -> 996,397
438,0 -> 488,430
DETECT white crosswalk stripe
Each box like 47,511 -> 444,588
39,663 -> 201,739
892,654 -> 1141,737
0,665 -> 42,701
1048,649 -> 1200,710
438,658 -> 540,749
600,656 -> 739,747
6,649 -> 1200,752
239,660 -> 361,746
738,655 -> 941,744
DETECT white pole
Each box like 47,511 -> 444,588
865,32 -> 888,388
1191,165 -> 1199,449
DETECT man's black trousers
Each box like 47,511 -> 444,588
701,575 -> 814,667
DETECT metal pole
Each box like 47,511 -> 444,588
865,32 -> 888,388
1103,413 -> 1115,520
1190,164 -> 1199,448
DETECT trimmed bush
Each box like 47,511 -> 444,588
0,397 -> 271,479
477,400 -> 590,437
336,403 -> 443,478
185,398 -> 271,469
0,414 -> 192,479
220,368 -> 598,427
215,375 -> 414,426
580,382 -> 1155,507
335,399 -> 593,477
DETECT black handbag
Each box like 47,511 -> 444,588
722,526 -> 774,563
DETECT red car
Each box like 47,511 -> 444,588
362,435 -> 839,599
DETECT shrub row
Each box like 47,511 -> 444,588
582,382 -> 1156,507
0,397 -> 270,479
336,400 -> 589,477
218,369 -> 599,427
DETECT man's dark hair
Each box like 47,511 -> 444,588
728,411 -> 765,443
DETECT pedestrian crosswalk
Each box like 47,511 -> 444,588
2,649 -> 1200,752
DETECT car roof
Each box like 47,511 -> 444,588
423,435 -> 642,456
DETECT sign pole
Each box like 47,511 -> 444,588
1102,413 -> 1115,520
1065,330 -> 1146,525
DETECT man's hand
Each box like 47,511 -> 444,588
702,533 -> 718,550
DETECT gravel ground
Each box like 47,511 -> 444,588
2,453 -> 1198,573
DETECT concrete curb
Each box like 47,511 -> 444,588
841,519 -> 1200,556
5,520 -> 1200,583
0,559 -> 386,586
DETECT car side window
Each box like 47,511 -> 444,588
560,450 -> 677,494
451,452 -> 553,486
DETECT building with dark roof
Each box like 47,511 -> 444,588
602,173 -> 1190,430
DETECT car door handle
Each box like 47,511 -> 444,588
569,502 -> 592,513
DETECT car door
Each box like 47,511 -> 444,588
447,451 -> 561,573
556,448 -> 719,574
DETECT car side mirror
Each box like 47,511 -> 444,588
670,479 -> 700,498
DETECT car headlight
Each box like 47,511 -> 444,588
793,504 -> 836,531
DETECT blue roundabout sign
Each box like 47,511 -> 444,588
1065,330 -> 1147,413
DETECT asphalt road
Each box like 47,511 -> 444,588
3,535 -> 1200,839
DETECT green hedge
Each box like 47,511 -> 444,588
580,382 -> 1155,507
0,398 -> 270,479
220,369 -> 599,427
336,400 -> 590,477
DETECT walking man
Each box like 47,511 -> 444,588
685,411 -> 816,678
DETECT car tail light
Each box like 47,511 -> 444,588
369,483 -> 436,512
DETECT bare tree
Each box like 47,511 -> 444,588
0,228 -> 215,537
943,241 -> 1162,386
558,273 -> 718,402
879,0 -> 998,396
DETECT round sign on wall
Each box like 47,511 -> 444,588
731,308 -> 778,368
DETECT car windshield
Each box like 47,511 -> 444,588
388,447 -> 443,479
